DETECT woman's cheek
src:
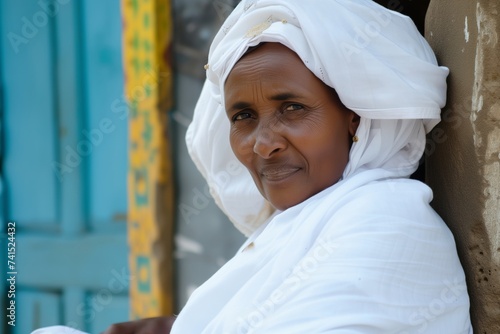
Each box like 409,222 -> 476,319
230,131 -> 254,160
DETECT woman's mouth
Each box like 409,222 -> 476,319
260,167 -> 301,182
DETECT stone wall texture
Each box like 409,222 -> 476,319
426,0 -> 500,332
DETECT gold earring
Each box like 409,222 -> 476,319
352,135 -> 359,143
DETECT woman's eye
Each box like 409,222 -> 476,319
232,112 -> 252,122
284,104 -> 304,112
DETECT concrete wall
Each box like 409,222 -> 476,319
426,0 -> 500,332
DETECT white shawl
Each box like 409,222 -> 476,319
175,0 -> 472,333
171,171 -> 471,333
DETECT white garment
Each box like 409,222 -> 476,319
179,0 -> 472,333
171,171 -> 471,333
31,326 -> 87,334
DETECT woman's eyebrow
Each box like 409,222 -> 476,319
227,93 -> 302,113
270,92 -> 302,101
227,101 -> 252,113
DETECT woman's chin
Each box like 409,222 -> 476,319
264,193 -> 308,212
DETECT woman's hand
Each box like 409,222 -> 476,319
102,316 -> 175,334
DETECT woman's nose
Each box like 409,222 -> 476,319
253,125 -> 286,158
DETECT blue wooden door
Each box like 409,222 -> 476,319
0,0 -> 129,333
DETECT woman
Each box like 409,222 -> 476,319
36,0 -> 472,333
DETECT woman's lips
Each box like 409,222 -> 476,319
259,167 -> 301,182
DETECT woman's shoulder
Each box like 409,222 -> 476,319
320,177 -> 456,253
339,177 -> 441,224
355,177 -> 433,204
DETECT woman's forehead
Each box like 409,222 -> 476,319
235,42 -> 301,67
226,43 -> 308,85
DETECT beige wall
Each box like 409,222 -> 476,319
426,0 -> 500,332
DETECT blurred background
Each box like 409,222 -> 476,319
0,0 -> 429,333
0,0 -> 242,333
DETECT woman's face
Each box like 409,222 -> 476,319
224,43 -> 359,211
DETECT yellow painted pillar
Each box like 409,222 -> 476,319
122,0 -> 174,318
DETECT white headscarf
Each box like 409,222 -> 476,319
186,0 -> 449,236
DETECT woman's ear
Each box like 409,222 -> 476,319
348,112 -> 361,137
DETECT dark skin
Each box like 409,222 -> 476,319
225,43 -> 359,210
103,42 -> 359,333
